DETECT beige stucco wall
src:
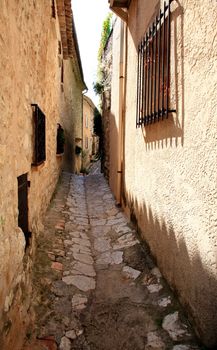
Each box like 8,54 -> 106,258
0,1 -> 83,348
110,0 -> 217,347
60,59 -> 83,173
82,96 -> 95,169
109,19 -> 122,199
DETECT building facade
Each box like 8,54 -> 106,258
101,28 -> 113,180
108,0 -> 217,347
82,95 -> 98,171
0,1 -> 85,348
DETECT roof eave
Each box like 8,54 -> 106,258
108,0 -> 131,22
109,0 -> 131,8
56,0 -> 87,90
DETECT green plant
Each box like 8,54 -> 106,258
93,13 -> 113,97
75,145 -> 82,155
98,13 -> 113,61
93,82 -> 103,96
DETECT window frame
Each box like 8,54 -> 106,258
31,104 -> 46,166
136,0 -> 175,127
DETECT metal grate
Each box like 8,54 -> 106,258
136,0 -> 175,127
31,104 -> 46,165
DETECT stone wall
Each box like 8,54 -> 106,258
101,29 -> 113,180
60,59 -> 84,173
0,1 -> 84,348
101,90 -> 111,180
109,0 -> 217,347
82,95 -> 95,170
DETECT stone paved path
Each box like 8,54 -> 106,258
23,173 -> 202,350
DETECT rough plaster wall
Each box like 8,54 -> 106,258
60,59 -> 83,173
74,83 -> 83,174
102,31 -> 113,180
109,19 -> 122,197
102,90 -> 111,180
0,1 -> 77,347
123,0 -> 217,346
82,99 -> 94,169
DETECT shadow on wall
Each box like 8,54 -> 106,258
63,130 -> 75,173
101,91 -> 111,180
125,189 -> 217,348
119,0 -> 216,347
108,111 -> 120,195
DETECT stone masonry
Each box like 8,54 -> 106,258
23,170 -> 202,350
0,2 -> 85,347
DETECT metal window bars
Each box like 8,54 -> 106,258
136,0 -> 175,127
31,104 -> 46,166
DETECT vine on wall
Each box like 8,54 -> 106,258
93,13 -> 113,97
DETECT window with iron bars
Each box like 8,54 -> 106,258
136,0 -> 175,127
31,104 -> 46,166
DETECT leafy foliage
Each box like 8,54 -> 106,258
93,13 -> 112,97
93,82 -> 103,96
98,13 -> 113,61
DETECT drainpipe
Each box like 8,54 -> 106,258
117,20 -> 127,204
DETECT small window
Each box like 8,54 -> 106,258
56,124 -> 65,154
31,104 -> 46,166
17,173 -> 31,248
85,137 -> 88,149
51,0 -> 56,18
136,0 -> 175,127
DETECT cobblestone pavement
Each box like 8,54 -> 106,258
23,173 -> 202,350
88,160 -> 101,175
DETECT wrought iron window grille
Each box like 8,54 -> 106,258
136,0 -> 176,128
31,104 -> 46,166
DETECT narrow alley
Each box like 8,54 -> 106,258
1,1 -> 217,349
23,169 -> 201,350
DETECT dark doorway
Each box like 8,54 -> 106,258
17,173 -> 31,247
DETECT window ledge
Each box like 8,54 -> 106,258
31,161 -> 46,171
